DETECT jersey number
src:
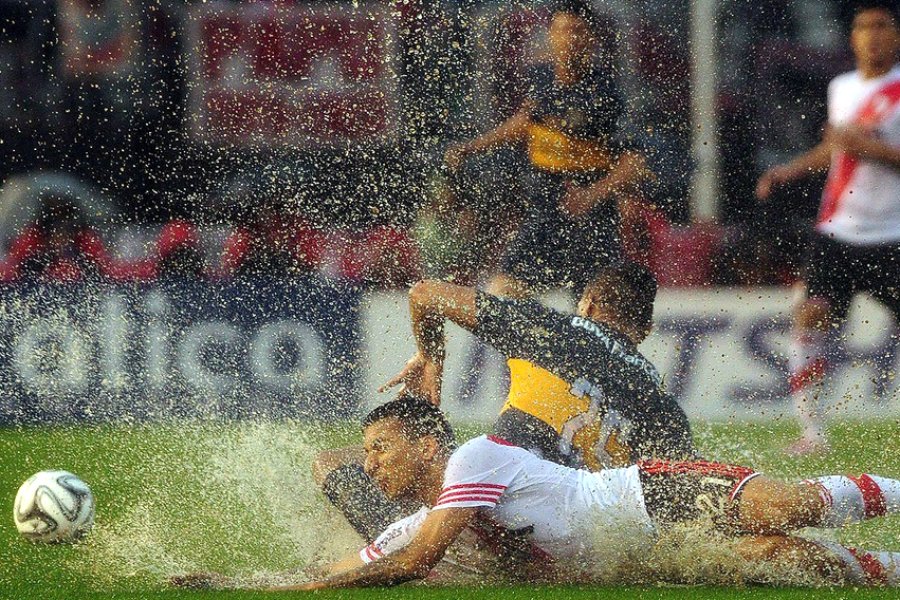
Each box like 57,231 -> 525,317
559,378 -> 632,469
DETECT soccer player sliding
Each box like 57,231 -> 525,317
172,396 -> 900,590
312,261 -> 696,551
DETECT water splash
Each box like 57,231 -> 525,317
73,421 -> 360,590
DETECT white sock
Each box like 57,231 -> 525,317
788,330 -> 828,441
817,542 -> 900,586
806,474 -> 900,527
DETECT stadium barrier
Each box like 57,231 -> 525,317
1,283 -> 896,425
363,289 -> 899,423
0,278 -> 360,424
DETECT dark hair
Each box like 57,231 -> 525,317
553,0 -> 603,37
362,394 -> 456,451
852,1 -> 900,25
582,260 -> 658,339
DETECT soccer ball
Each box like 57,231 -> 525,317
13,470 -> 95,543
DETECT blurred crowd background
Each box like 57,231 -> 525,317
0,0 -> 867,289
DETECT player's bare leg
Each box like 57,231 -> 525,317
738,473 -> 900,533
733,535 -> 853,585
734,534 -> 900,586
786,294 -> 833,455
737,476 -> 827,533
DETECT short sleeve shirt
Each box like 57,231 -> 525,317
475,293 -> 696,466
525,65 -> 638,176
360,436 -> 654,563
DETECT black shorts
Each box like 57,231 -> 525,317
638,459 -> 759,532
805,233 -> 900,322
501,172 -> 621,292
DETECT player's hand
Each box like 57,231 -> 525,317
380,352 -> 443,405
444,144 -> 468,172
169,571 -> 234,590
827,125 -> 875,158
755,165 -> 790,201
559,183 -> 598,218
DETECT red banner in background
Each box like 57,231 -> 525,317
185,1 -> 398,147
58,0 -> 139,78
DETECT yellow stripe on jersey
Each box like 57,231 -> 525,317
502,358 -> 588,431
501,358 -> 633,469
527,123 -> 615,173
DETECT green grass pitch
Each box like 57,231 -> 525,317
2,419 -> 900,599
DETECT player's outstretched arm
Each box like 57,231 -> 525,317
560,150 -> 651,217
271,506 -> 477,590
755,138 -> 832,200
381,281 -> 478,403
445,106 -> 531,171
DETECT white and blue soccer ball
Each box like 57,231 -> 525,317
13,470 -> 95,543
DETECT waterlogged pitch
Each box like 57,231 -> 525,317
2,420 -> 900,600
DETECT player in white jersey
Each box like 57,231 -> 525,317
756,1 -> 900,455
173,395 -> 900,591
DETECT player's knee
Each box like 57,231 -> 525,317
734,535 -> 790,563
738,477 -> 804,534
794,297 -> 832,331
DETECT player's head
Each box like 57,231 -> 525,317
850,1 -> 900,71
549,1 -> 600,73
361,394 -> 456,500
579,260 -> 658,342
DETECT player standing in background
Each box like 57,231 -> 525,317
755,1 -> 900,455
445,0 -> 649,298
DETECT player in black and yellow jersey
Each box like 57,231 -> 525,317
446,1 -> 649,297
315,261 -> 696,542
389,260 -> 696,470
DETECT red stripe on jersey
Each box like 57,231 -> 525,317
438,488 -> 504,500
819,80 -> 900,227
819,154 -> 859,226
487,435 -> 516,446
435,495 -> 501,507
638,459 -> 757,491
848,548 -> 888,585
440,483 -> 507,493
435,492 -> 500,506
364,545 -> 381,561
789,358 -> 828,394
849,474 -> 887,519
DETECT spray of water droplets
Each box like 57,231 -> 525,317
71,421 -> 360,590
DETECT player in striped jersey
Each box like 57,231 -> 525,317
755,1 -> 900,455
281,397 -> 900,590
313,261 -> 695,544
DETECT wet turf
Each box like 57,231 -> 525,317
1,420 -> 899,599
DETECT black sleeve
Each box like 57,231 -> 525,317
472,292 -> 567,361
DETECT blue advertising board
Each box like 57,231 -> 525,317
0,277 -> 361,424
